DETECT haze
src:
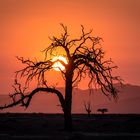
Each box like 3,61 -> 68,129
0,0 -> 140,94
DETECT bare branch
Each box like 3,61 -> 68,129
0,24 -> 122,131
43,24 -> 71,61
84,100 -> 92,116
0,86 -> 65,111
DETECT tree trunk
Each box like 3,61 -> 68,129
64,107 -> 72,131
88,112 -> 91,117
64,72 -> 73,131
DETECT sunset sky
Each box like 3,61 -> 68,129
0,0 -> 140,94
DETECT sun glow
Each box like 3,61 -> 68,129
52,56 -> 68,71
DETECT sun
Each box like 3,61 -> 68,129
52,56 -> 68,71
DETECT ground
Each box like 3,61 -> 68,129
0,113 -> 140,140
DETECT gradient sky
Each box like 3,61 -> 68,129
0,0 -> 140,94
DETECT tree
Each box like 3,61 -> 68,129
97,108 -> 108,114
84,100 -> 92,117
0,24 -> 121,131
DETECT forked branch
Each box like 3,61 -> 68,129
0,80 -> 65,111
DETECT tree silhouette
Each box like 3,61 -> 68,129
0,24 -> 121,131
97,108 -> 108,114
84,100 -> 92,117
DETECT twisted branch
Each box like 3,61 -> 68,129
0,24 -> 122,112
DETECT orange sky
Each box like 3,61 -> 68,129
0,0 -> 140,94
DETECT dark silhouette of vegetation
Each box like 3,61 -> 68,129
84,100 -> 92,117
97,108 -> 108,114
0,24 -> 121,131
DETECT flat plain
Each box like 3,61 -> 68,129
0,113 -> 140,140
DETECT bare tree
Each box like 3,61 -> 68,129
84,100 -> 92,117
97,108 -> 108,114
0,24 -> 121,131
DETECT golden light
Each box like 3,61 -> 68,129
52,56 -> 68,71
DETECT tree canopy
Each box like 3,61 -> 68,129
0,24 -> 122,131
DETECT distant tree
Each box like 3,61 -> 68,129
0,24 -> 121,131
84,100 -> 92,117
97,108 -> 108,114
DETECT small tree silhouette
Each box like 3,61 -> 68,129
0,24 -> 121,131
97,108 -> 108,114
84,100 -> 92,117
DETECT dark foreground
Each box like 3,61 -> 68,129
0,113 -> 140,140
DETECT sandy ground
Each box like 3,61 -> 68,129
0,113 -> 140,139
